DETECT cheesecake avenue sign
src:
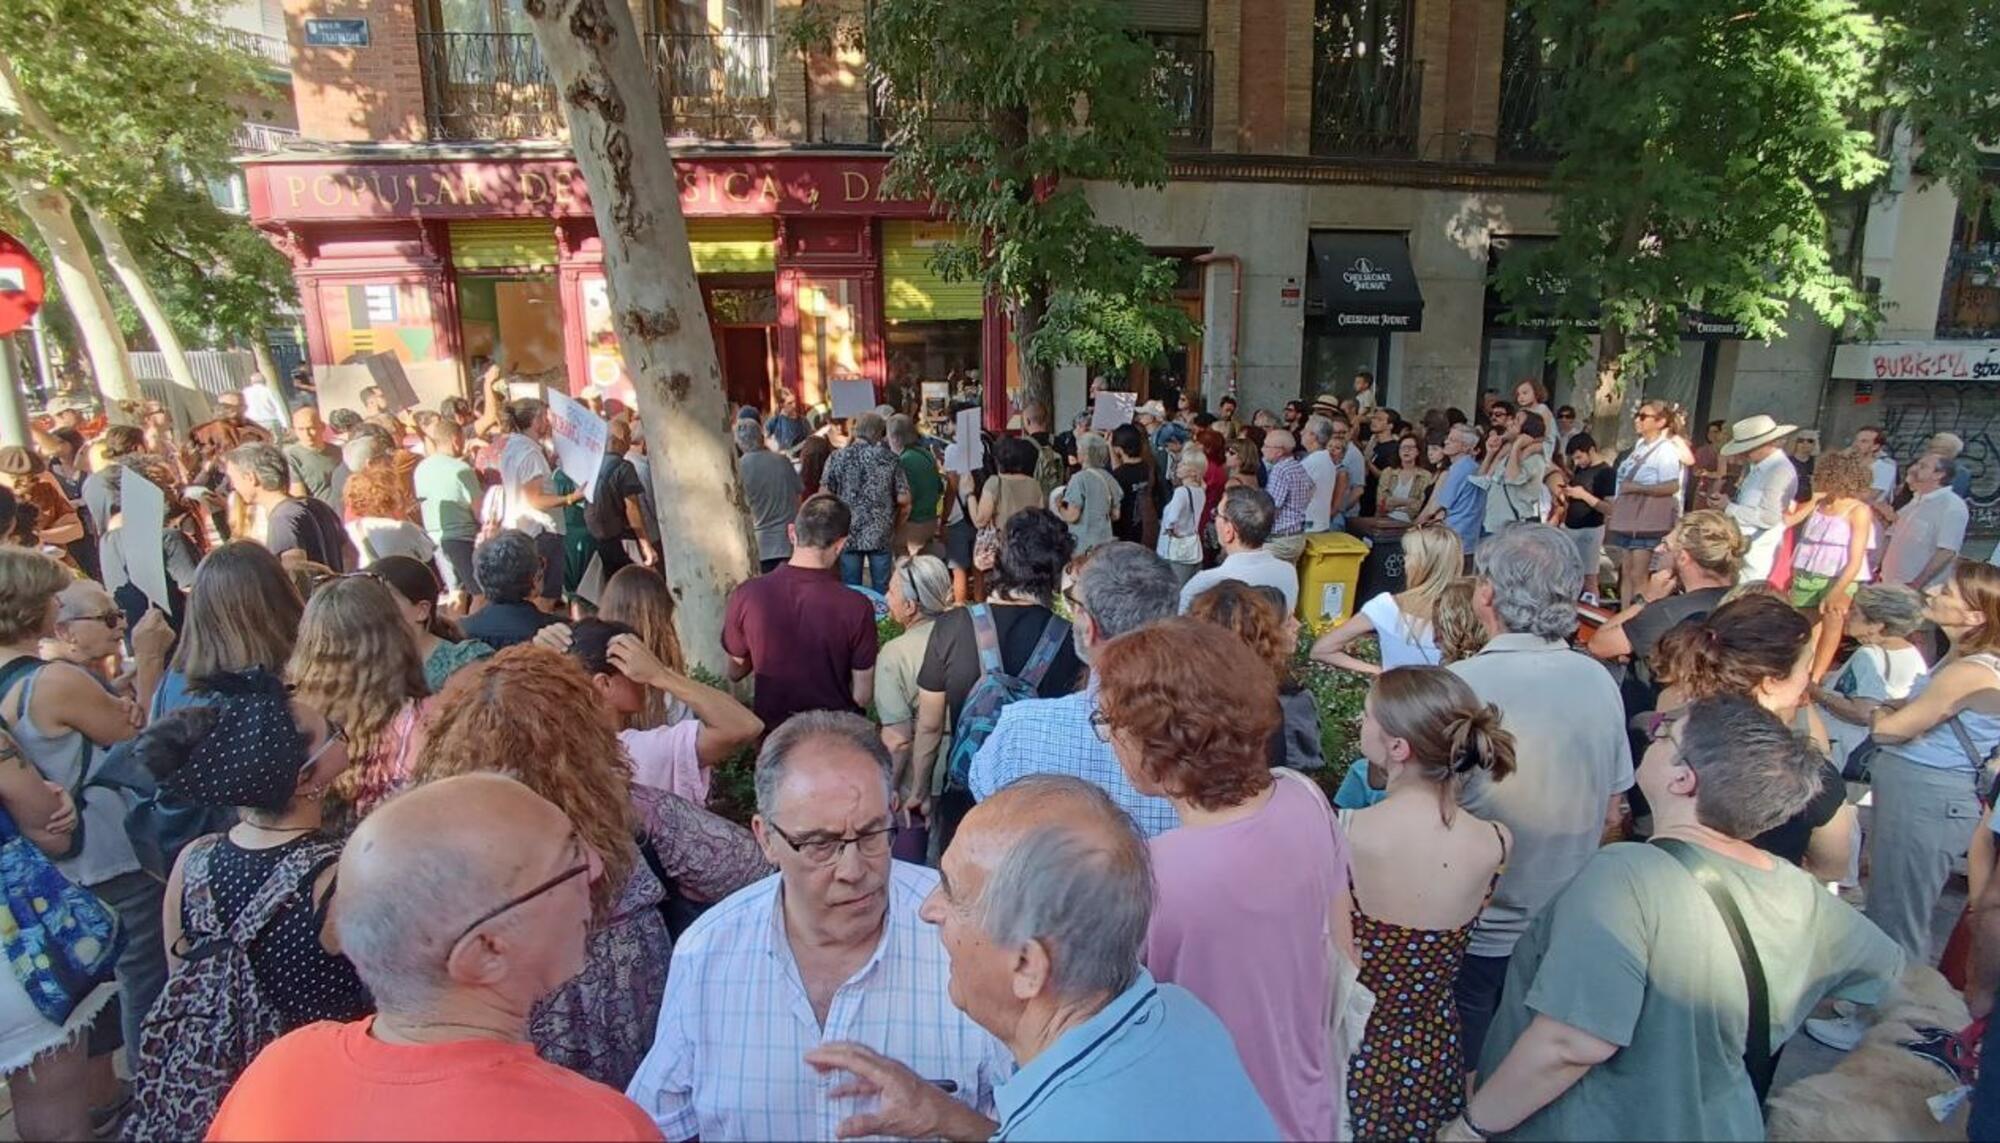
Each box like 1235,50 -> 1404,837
246,157 -> 936,221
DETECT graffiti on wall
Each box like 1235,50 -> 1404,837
1879,382 -> 2000,531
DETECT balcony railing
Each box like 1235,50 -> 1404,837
647,32 -> 776,141
1153,40 -> 1213,151
1310,58 -> 1421,158
417,30 -> 776,142
1940,248 -> 2000,339
1496,7 -> 1560,164
219,27 -> 291,70
418,31 -> 563,140
233,122 -> 302,153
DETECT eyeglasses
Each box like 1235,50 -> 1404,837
1088,708 -> 1113,743
451,845 -> 593,947
765,820 -> 895,867
303,718 -> 347,772
62,610 -> 124,628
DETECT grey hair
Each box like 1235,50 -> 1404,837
342,433 -> 388,472
1076,432 -> 1111,470
1852,582 -> 1927,638
1076,542 -> 1180,638
1303,415 -> 1335,448
1679,695 -> 1824,839
1930,432 -> 1965,459
976,775 -> 1152,1002
1934,454 -> 1959,485
473,529 -> 541,604
1474,522 -> 1581,640
892,554 -> 954,620
886,414 -> 921,452
753,710 -> 893,819
225,443 -> 290,492
852,412 -> 887,443
732,418 -> 765,454
1447,424 -> 1481,449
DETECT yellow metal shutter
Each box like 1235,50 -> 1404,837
687,218 -> 777,274
882,221 -> 984,322
448,221 -> 559,270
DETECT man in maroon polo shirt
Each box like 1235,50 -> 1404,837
723,493 -> 878,729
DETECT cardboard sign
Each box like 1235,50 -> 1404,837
574,552 -> 606,607
120,470 -> 173,612
948,407 -> 984,474
315,360 -> 461,421
920,381 -> 950,420
546,390 -> 608,502
829,378 -> 876,419
363,351 -> 421,412
1091,391 -> 1137,432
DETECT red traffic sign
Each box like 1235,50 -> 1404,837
0,231 -> 47,337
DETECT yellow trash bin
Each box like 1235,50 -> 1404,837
1296,532 -> 1371,634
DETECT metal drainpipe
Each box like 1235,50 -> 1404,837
1193,253 -> 1242,398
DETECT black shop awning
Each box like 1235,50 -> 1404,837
1307,232 -> 1425,333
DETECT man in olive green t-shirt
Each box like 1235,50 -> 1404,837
891,413 -> 942,556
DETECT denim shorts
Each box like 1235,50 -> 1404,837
1605,529 -> 1668,552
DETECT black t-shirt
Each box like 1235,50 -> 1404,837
461,600 -> 563,650
1753,760 -> 1847,865
917,603 -> 1084,721
1564,462 -> 1618,529
265,497 -> 353,573
1111,462 -> 1154,545
1623,586 -> 1731,666
585,456 -> 646,541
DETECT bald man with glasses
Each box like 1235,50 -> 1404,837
208,773 -> 661,1141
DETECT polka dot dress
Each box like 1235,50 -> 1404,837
201,836 -> 371,1028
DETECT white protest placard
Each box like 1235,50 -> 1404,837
363,351 -> 422,412
949,407 -> 983,474
1091,391 -> 1137,432
545,390 -> 608,502
829,378 -> 876,419
121,469 -> 173,612
574,552 -> 607,608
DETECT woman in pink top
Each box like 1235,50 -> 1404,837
1096,618 -> 1350,1142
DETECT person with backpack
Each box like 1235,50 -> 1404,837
966,542 -> 1182,839
125,669 -> 368,1140
910,509 -> 1081,849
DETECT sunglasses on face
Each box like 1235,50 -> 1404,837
62,610 -> 124,628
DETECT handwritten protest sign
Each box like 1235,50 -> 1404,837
546,390 -> 608,502
1091,391 -> 1137,432
121,470 -> 173,612
829,378 -> 876,419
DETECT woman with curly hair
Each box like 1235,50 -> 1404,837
287,576 -> 429,824
1096,617 -> 1348,1142
341,462 -> 434,568
411,646 -> 770,1089
1783,446 -> 1876,680
1187,580 -> 1322,771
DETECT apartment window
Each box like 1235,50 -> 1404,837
1311,0 -> 1420,157
1940,177 -> 2000,339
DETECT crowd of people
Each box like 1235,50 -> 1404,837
0,363 -> 1988,1142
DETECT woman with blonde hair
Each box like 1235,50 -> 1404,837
287,576 -> 429,824
1310,524 -> 1461,673
1783,446 -> 1876,680
1348,665 -> 1515,1139
1586,509 -> 1745,699
1188,581 -> 1322,771
412,646 -> 769,1089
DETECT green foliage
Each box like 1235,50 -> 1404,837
792,0 -> 1198,377
1496,0 -> 1887,384
118,183 -> 296,346
1296,633 -> 1370,801
1867,0 -> 2000,225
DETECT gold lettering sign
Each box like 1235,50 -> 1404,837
519,171 -> 550,204
310,175 -> 345,207
722,171 -> 752,202
286,175 -> 307,208
842,171 -> 870,203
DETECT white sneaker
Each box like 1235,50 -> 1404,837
1804,1003 -> 1867,1052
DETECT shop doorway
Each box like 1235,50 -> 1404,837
458,275 -> 565,385
704,278 -> 777,411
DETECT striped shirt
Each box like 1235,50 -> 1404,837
968,685 -> 1180,838
1264,457 -> 1315,537
625,862 -> 1012,1141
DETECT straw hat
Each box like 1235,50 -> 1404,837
1719,414 -> 1798,457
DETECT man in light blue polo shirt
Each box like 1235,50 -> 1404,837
1419,423 -> 1487,559
804,776 -> 1276,1142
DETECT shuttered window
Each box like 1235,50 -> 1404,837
1127,0 -> 1204,33
449,220 -> 558,270
882,221 -> 983,322
688,218 -> 777,274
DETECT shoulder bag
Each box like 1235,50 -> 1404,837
1608,440 -> 1680,535
1652,837 -> 1775,1107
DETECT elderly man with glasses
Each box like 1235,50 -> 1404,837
625,711 -> 1012,1142
208,772 -> 661,1140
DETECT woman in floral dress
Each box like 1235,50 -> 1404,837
1345,666 -> 1515,1139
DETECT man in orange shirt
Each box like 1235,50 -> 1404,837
207,773 -> 661,1142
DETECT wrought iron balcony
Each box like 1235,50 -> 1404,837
1939,248 -> 2000,339
647,32 -> 776,141
418,30 -> 777,142
1496,7 -> 1561,163
1310,58 -> 1421,158
1153,39 -> 1213,152
418,31 -> 563,141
